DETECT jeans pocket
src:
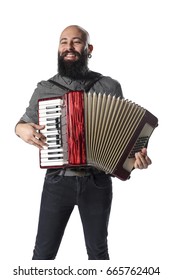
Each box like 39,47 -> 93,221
92,173 -> 112,189
44,170 -> 64,184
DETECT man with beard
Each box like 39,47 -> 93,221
15,25 -> 152,260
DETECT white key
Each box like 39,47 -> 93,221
41,148 -> 64,155
40,160 -> 68,167
39,98 -> 63,107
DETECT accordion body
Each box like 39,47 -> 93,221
38,91 -> 158,180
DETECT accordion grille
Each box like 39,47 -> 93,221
84,92 -> 145,174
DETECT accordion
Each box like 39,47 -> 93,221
38,91 -> 158,180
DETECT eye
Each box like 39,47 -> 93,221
60,41 -> 67,45
73,40 -> 82,44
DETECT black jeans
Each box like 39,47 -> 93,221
32,171 -> 112,260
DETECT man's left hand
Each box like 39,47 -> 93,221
134,147 -> 152,169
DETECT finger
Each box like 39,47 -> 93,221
34,131 -> 47,141
34,137 -> 48,148
31,123 -> 45,130
139,152 -> 152,167
29,136 -> 47,149
135,152 -> 147,169
136,163 -> 144,169
145,155 -> 152,165
28,139 -> 43,149
135,160 -> 144,169
33,142 -> 43,149
141,147 -> 147,156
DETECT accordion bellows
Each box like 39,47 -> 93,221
38,91 -> 158,180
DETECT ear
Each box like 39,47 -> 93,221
88,44 -> 93,54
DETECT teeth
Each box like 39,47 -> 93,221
66,53 -> 75,56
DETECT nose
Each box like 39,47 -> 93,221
66,41 -> 75,51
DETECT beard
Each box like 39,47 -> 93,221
58,50 -> 89,79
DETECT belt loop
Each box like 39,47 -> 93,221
61,168 -> 66,177
90,168 -> 95,178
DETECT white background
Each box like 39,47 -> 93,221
0,0 -> 172,279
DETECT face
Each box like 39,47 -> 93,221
58,26 -> 93,78
58,26 -> 91,62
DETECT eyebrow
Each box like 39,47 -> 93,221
60,37 -> 84,42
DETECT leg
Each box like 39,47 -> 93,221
78,174 -> 112,260
32,174 -> 75,260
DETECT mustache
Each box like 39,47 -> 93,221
60,50 -> 81,58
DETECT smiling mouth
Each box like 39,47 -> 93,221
62,51 -> 79,61
65,53 -> 76,58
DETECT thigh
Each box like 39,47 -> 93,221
78,174 -> 112,236
33,174 -> 75,259
42,172 -> 77,210
38,173 -> 76,231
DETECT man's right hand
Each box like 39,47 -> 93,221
15,122 -> 47,149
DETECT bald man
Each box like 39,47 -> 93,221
15,25 -> 151,260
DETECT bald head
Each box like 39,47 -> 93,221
59,25 -> 91,45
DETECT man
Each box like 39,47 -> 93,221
15,25 -> 151,260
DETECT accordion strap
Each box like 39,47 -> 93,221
84,74 -> 103,92
48,73 -> 102,92
48,79 -> 70,91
